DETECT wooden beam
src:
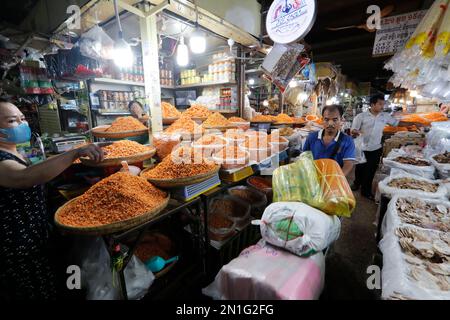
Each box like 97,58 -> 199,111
53,0 -> 259,47
117,0 -> 145,18
145,0 -> 170,18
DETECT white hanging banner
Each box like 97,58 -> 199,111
266,0 -> 317,44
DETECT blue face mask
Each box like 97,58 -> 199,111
0,123 -> 32,144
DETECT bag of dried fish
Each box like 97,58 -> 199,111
429,152 -> 450,178
379,225 -> 450,300
383,156 -> 435,179
383,196 -> 450,236
378,174 -> 448,199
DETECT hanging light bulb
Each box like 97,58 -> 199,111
248,78 -> 255,85
263,100 -> 269,107
177,36 -> 189,67
190,29 -> 206,54
189,0 -> 206,54
112,0 -> 133,68
113,38 -> 133,68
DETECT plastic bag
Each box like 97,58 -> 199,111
429,153 -> 450,178
261,43 -> 309,93
314,159 -> 356,217
354,136 -> 367,164
81,237 -> 154,300
253,202 -> 341,257
152,133 -> 181,160
382,156 -> 435,179
272,152 -> 323,207
78,25 -> 114,60
378,173 -> 448,199
379,226 -> 450,300
381,195 -> 450,237
272,152 -> 355,217
202,240 -> 325,300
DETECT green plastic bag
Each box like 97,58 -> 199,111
272,152 -> 323,207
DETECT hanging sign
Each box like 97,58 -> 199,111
266,0 -> 317,44
372,10 -> 427,57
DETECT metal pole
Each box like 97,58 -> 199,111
237,46 -> 245,118
139,2 -> 163,136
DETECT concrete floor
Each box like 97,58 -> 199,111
321,171 -> 382,300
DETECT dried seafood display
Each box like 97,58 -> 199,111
394,227 -> 450,292
434,152 -> 450,164
202,112 -> 231,128
393,156 -> 431,167
162,102 -> 181,118
105,116 -> 147,132
395,198 -> 450,232
278,127 -> 294,136
387,178 -> 440,193
183,104 -> 212,118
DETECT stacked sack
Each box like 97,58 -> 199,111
203,152 -> 350,300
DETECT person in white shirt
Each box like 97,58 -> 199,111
350,94 -> 403,200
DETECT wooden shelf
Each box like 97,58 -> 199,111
175,81 -> 237,89
92,78 -> 144,87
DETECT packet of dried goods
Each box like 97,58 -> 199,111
314,159 -> 356,218
261,43 -> 309,93
272,151 -> 323,207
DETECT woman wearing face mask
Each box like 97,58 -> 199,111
0,99 -> 105,300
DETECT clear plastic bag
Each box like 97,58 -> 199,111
381,195 -> 450,237
314,158 -> 356,217
378,172 -> 448,199
80,237 -> 155,300
382,157 -> 435,179
272,152 -> 323,207
253,202 -> 341,257
202,240 -> 325,300
379,227 -> 450,300
272,152 -> 355,217
152,133 -> 181,160
261,43 -> 309,93
78,25 -> 114,60
354,136 -> 367,164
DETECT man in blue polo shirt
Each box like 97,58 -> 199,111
303,105 -> 356,177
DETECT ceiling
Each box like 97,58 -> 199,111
258,0 -> 433,91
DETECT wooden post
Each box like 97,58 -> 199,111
139,2 -> 163,135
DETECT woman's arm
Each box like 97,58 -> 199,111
0,144 -> 104,189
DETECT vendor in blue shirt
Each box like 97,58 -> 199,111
303,105 -> 356,177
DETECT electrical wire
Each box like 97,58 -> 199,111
113,0 -> 123,38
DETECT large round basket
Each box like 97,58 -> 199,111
140,165 -> 220,188
91,126 -> 148,139
163,117 -> 179,125
203,124 -> 238,133
79,148 -> 156,167
191,117 -> 207,124
250,120 -> 274,124
54,195 -> 170,236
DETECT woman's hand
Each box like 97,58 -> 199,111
76,144 -> 105,162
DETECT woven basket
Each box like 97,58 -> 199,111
92,126 -> 148,139
54,196 -> 170,236
79,148 -> 156,167
163,117 -> 179,125
191,117 -> 207,124
203,124 -> 238,133
140,165 -> 220,188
